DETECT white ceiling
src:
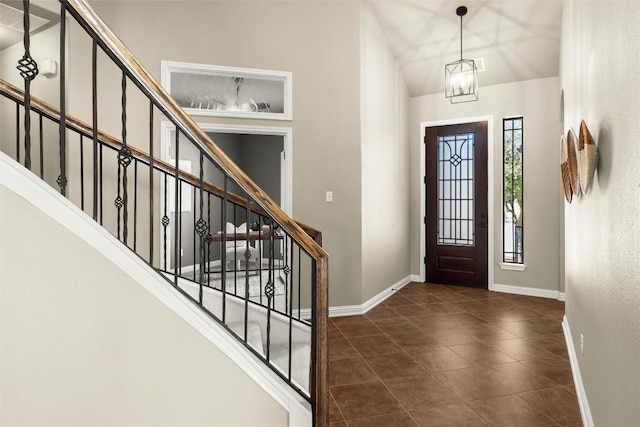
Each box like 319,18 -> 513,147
368,0 -> 563,97
0,1 -> 59,51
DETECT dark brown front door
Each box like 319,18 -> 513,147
425,122 -> 488,288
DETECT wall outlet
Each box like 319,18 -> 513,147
580,333 -> 584,355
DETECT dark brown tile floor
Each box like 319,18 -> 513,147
328,282 -> 582,427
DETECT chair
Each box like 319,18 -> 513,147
223,222 -> 260,271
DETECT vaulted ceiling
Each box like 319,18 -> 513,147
368,0 -> 563,97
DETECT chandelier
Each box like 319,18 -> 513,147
445,6 -> 478,103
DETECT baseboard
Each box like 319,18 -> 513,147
329,275 -> 412,317
562,316 -> 594,427
490,283 -> 565,301
410,274 -> 422,282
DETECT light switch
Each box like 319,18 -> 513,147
325,191 -> 333,202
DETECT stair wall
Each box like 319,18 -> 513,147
0,153 -> 292,426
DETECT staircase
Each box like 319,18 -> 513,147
0,0 -> 328,425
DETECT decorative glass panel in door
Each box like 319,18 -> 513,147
437,133 -> 475,246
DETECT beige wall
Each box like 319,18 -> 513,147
410,77 -> 562,292
0,186 -> 287,426
65,0 -> 363,306
561,1 -> 640,425
360,3 -> 411,301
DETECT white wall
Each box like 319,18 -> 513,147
360,3 -> 411,301
410,77 -> 562,293
0,185 -> 287,426
561,1 -> 640,425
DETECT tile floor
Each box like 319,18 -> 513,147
328,282 -> 582,426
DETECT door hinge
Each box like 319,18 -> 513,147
423,256 -> 427,264
423,216 -> 427,224
423,176 -> 427,184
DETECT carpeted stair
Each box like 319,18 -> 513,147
227,320 -> 310,392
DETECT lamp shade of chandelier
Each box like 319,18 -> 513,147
445,6 -> 478,103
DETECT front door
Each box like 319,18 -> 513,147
425,122 -> 488,288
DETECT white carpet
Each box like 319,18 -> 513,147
271,342 -> 311,392
207,270 -> 286,297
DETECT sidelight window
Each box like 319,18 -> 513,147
503,117 -> 524,263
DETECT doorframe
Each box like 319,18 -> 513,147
419,116 -> 494,288
159,122 -> 293,272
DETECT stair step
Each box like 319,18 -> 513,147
228,320 -> 264,355
270,342 -> 310,392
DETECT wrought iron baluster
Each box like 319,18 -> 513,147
99,140 -> 103,225
192,185 -> 196,281
178,177 -> 183,278
17,0 -> 39,170
38,115 -> 43,179
267,223 -> 276,308
196,152 -> 208,305
221,176 -> 228,323
265,222 -> 276,361
243,196 -> 251,343
119,71 -> 132,245
287,236 -> 294,380
80,135 -> 85,210
149,102 -> 154,265
115,152 -> 122,239
133,160 -> 138,252
162,173 -> 169,271
297,247 -> 302,320
259,213 -> 264,306
266,282 -> 272,362
57,3 -> 67,195
233,204 -> 238,295
92,39 -> 98,221
205,193 -> 212,285
15,104 -> 20,163
173,130 -> 180,285
284,236 -> 291,313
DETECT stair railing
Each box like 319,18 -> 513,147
2,0 -> 328,425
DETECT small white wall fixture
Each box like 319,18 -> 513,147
419,116 -> 494,288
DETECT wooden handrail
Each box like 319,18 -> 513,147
0,79 -> 323,247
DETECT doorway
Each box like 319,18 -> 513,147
159,122 -> 292,271
424,121 -> 489,288
207,132 -> 284,207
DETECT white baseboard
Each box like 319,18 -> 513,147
329,276 -> 412,317
490,283 -> 565,301
410,274 -> 422,283
562,316 -> 594,427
